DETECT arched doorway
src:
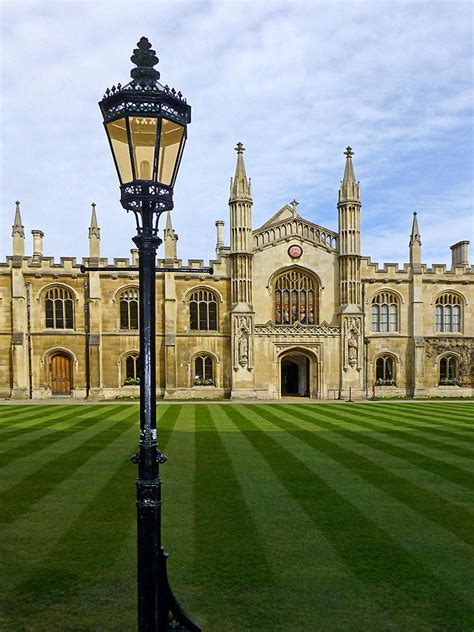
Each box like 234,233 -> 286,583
281,353 -> 310,397
50,353 -> 72,395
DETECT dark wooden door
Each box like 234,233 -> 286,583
51,354 -> 72,394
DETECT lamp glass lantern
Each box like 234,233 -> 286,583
99,36 -> 191,218
105,115 -> 186,187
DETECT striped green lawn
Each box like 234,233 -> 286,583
0,403 -> 473,631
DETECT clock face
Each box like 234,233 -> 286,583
288,244 -> 303,259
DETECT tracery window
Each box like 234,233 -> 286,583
124,354 -> 140,384
274,269 -> 317,325
120,288 -> 139,330
193,354 -> 214,386
371,292 -> 399,333
375,355 -> 396,385
45,287 -> 74,329
435,293 -> 462,333
439,355 -> 458,385
189,289 -> 218,331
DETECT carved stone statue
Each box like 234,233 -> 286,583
348,335 -> 358,367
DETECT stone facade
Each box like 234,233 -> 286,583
1,147 -> 472,400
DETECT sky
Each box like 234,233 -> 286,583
1,1 -> 473,267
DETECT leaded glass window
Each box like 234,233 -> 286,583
189,289 -> 218,331
435,294 -> 462,333
124,354 -> 140,384
375,355 -> 396,385
120,288 -> 139,329
194,354 -> 214,385
371,292 -> 399,333
274,269 -> 317,325
45,287 -> 74,329
439,355 -> 458,385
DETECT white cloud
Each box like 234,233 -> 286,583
1,1 -> 472,267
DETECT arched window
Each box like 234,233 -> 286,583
120,288 -> 139,329
274,269 -> 318,325
439,355 -> 459,385
435,293 -> 462,333
124,354 -> 140,385
371,292 -> 399,333
189,289 -> 218,331
45,287 -> 74,329
375,355 -> 396,385
193,354 -> 214,386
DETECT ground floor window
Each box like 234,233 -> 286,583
194,354 -> 214,386
375,355 -> 396,386
439,355 -> 458,385
124,354 -> 140,385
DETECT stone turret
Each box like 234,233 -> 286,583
408,212 -> 425,396
337,147 -> 363,386
88,203 -> 101,259
229,143 -> 255,397
163,211 -> 178,260
12,201 -> 25,257
338,146 -> 361,307
409,211 -> 421,267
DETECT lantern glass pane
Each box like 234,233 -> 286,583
130,117 -> 158,180
158,119 -> 184,186
106,119 -> 133,184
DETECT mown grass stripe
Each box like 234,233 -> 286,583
223,404 -> 474,631
193,405 -> 272,631
256,404 -> 474,546
294,404 -> 474,489
360,404 -> 474,442
405,403 -> 474,424
4,418 -> 139,618
0,405 -> 98,440
0,405 -> 114,468
326,404 -> 474,459
0,405 -> 137,527
212,406 -> 406,631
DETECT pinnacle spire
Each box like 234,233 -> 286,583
165,210 -> 173,233
230,142 -> 252,201
12,201 -> 25,238
164,211 -> 178,259
88,202 -> 100,240
338,146 -> 360,203
409,211 -> 421,246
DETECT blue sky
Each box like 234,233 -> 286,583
1,1 -> 473,266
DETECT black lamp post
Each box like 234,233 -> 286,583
99,37 -> 200,632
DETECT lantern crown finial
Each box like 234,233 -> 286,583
131,37 -> 160,84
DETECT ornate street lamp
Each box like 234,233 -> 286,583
99,37 -> 199,631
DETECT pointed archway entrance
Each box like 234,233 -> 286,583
280,352 -> 312,397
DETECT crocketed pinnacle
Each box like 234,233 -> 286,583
12,201 -> 25,238
338,146 -> 360,203
409,211 -> 421,246
230,142 -> 252,201
88,203 -> 100,240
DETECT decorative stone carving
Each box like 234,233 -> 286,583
424,337 -> 474,386
255,321 -> 340,337
342,316 -> 362,371
233,315 -> 253,370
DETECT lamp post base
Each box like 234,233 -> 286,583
157,547 -> 201,631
